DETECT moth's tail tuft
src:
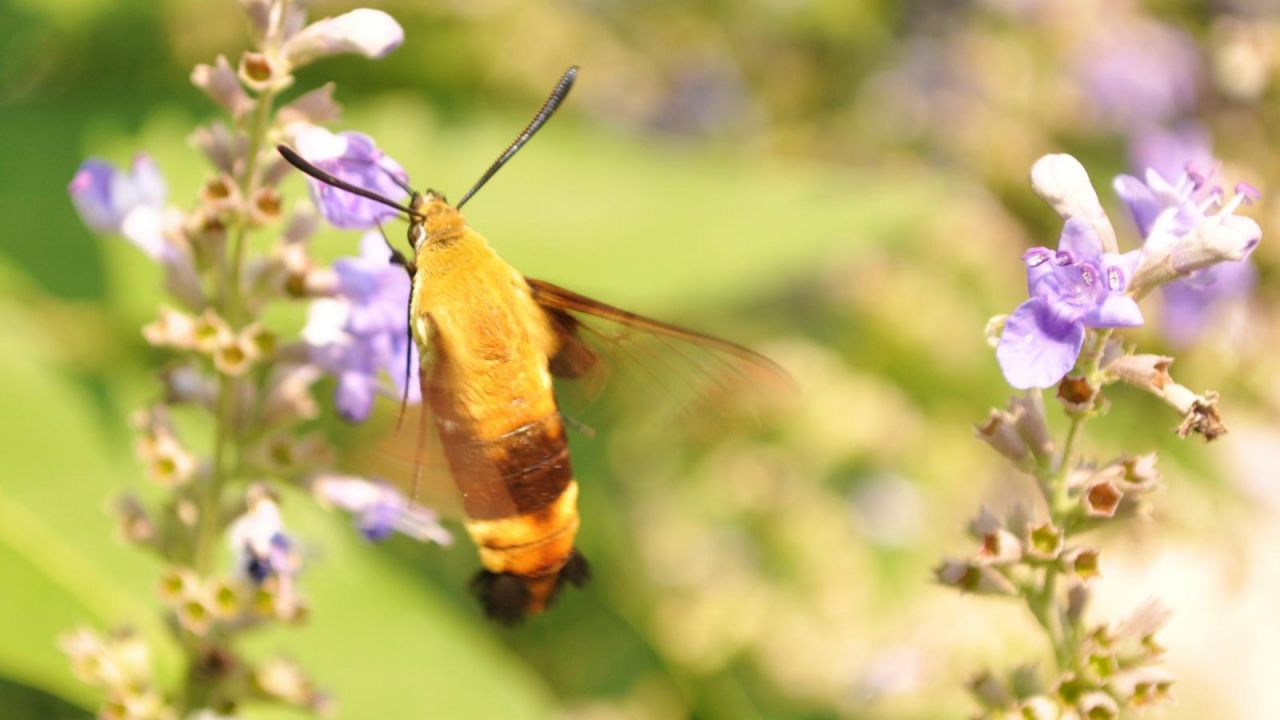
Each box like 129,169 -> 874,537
470,548 -> 591,625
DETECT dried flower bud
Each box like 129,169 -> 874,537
1118,453 -> 1160,490
1109,667 -> 1174,707
1082,481 -> 1123,519
185,208 -> 229,271
1113,601 -> 1171,659
1009,392 -> 1054,464
134,416 -> 198,488
935,558 -> 1018,595
1019,695 -> 1059,720
191,55 -> 253,118
1061,547 -> 1100,580
977,527 -> 1022,566
177,595 -> 214,636
142,306 -> 197,349
249,187 -> 283,226
207,578 -> 242,619
277,82 -> 342,126
263,364 -> 322,424
976,408 -> 1032,468
157,566 -> 199,606
254,656 -> 329,711
1030,154 -> 1119,254
1025,521 -> 1063,560
213,326 -> 262,376
1106,355 -> 1227,440
1056,375 -> 1096,414
1076,691 -> 1118,719
239,51 -> 288,93
1086,650 -> 1118,679
200,174 -> 242,216
193,309 -> 233,353
238,0 -> 270,37
191,122 -> 247,176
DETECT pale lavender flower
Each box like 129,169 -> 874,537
227,494 -> 299,585
1074,19 -> 1200,131
283,9 -> 404,68
292,126 -> 409,229
311,475 -> 451,544
303,232 -> 419,422
1119,141 -> 1260,347
996,219 -> 1143,389
68,155 -> 174,262
1114,162 -> 1261,256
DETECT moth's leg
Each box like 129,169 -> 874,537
376,221 -> 416,276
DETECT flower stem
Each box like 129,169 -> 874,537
192,88 -> 276,574
1028,328 -> 1115,674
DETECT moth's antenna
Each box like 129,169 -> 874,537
277,144 -> 419,217
381,166 -> 415,196
456,65 -> 579,210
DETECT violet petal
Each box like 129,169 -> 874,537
997,298 -> 1086,390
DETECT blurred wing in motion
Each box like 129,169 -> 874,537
345,370 -> 519,522
527,277 -> 792,432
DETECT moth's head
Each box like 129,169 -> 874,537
407,188 -> 463,249
407,190 -> 462,251
470,549 -> 591,625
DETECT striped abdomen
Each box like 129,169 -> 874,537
426,359 -> 587,619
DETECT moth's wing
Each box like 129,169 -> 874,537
526,277 -> 792,431
343,360 -> 520,521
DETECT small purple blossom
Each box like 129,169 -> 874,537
303,232 -> 420,422
311,475 -> 451,545
292,126 -> 409,229
1118,141 -> 1262,347
997,219 -> 1143,389
227,495 -> 300,585
1113,163 -> 1261,258
68,154 -> 174,261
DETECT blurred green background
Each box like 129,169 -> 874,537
3,0 -> 1280,718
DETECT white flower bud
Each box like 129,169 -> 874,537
282,9 -> 404,68
1030,154 -> 1119,254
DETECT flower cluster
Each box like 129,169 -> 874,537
995,153 -> 1260,392
946,150 -> 1261,718
63,2 -> 448,716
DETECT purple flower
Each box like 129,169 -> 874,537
68,154 -> 174,261
1114,166 -> 1260,255
303,232 -> 420,422
311,475 -> 451,544
292,126 -> 409,229
996,219 -> 1144,389
1117,142 -> 1262,347
227,495 -> 300,585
